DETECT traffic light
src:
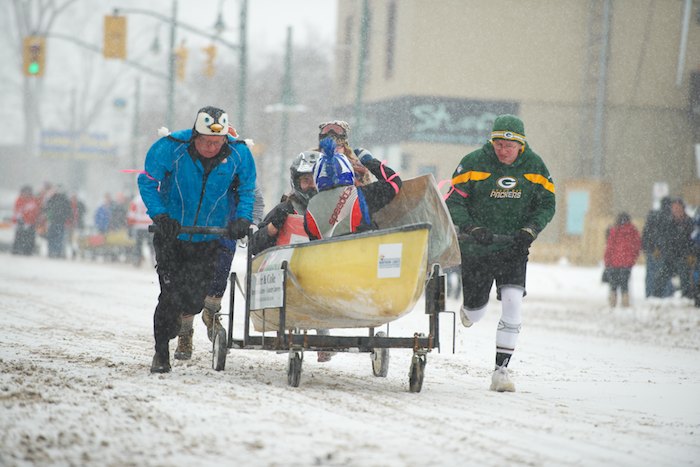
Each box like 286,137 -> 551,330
175,44 -> 188,81
104,15 -> 127,59
203,44 -> 217,78
23,36 -> 45,77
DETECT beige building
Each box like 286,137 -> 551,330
332,0 -> 700,263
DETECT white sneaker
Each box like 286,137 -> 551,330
459,306 -> 473,328
490,366 -> 516,392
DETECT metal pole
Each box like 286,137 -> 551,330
130,77 -> 141,171
166,0 -> 178,129
591,0 -> 611,179
676,0 -> 692,87
279,26 -> 293,201
238,0 -> 248,132
353,0 -> 369,141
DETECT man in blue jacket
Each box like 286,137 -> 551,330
138,106 -> 256,373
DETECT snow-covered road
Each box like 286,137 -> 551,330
0,252 -> 698,466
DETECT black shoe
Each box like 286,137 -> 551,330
150,351 -> 171,373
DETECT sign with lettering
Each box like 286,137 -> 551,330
377,243 -> 402,278
40,130 -> 118,159
251,270 -> 285,310
338,97 -> 518,146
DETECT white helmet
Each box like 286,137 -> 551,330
289,151 -> 320,204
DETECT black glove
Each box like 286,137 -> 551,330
153,214 -> 181,239
227,218 -> 252,240
513,228 -> 537,254
268,201 -> 295,230
463,226 -> 493,245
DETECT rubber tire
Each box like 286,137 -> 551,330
371,331 -> 390,377
408,354 -> 426,393
212,327 -> 227,371
287,352 -> 302,387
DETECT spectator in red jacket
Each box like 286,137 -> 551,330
12,185 -> 41,255
604,212 -> 642,307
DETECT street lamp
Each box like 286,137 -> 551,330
264,27 -> 306,201
213,0 -> 226,35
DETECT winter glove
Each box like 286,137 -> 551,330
687,255 -> 697,267
152,214 -> 181,240
463,226 -> 494,246
268,201 -> 295,230
227,218 -> 252,240
513,227 -> 537,254
354,148 -> 374,165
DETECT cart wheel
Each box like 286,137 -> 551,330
287,351 -> 303,387
212,327 -> 227,371
371,331 -> 390,377
408,354 -> 426,393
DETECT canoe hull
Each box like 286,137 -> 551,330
250,224 -> 430,331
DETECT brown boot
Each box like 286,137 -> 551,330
174,315 -> 194,360
201,296 -> 224,342
621,292 -> 630,308
608,291 -> 617,308
174,329 -> 193,360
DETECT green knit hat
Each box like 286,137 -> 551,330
490,114 -> 526,146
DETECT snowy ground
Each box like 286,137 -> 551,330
1,250 -> 699,467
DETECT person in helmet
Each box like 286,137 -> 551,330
317,120 -> 372,186
249,150 -> 321,255
304,137 -> 402,240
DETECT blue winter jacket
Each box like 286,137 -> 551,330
137,129 -> 257,243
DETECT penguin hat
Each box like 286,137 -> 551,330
193,106 -> 230,136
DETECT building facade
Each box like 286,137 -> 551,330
332,0 -> 700,263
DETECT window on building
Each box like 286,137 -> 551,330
385,1 -> 397,79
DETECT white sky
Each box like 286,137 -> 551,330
177,0 -> 338,56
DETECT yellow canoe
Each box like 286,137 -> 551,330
250,223 -> 431,331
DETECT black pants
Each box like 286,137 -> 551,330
152,234 -> 218,354
653,257 -> 692,298
12,224 -> 36,255
461,249 -> 528,309
607,268 -> 631,293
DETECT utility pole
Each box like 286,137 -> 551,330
279,26 -> 294,201
238,0 -> 248,133
353,0 -> 370,142
166,0 -> 178,129
130,77 -> 142,172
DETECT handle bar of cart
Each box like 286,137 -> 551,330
148,224 -> 229,236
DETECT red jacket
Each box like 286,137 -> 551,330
13,195 -> 40,226
604,222 -> 642,268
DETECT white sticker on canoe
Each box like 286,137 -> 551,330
377,243 -> 402,278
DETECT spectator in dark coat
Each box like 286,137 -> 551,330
603,212 -> 642,307
43,186 -> 73,258
642,198 -> 673,297
652,198 -> 694,299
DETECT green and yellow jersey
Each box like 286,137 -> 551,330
446,142 -> 556,256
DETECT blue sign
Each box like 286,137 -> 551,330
40,130 -> 118,159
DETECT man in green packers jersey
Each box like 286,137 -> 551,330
445,114 -> 555,392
